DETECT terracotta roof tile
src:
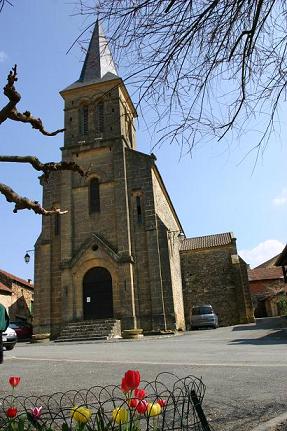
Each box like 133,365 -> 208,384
0,269 -> 33,289
0,281 -> 12,294
248,267 -> 284,281
180,232 -> 234,251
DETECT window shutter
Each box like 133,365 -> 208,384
79,106 -> 89,135
95,102 -> 104,134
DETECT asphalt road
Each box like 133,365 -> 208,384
1,319 -> 287,431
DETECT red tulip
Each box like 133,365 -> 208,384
121,377 -> 130,393
129,398 -> 139,408
9,376 -> 21,388
122,370 -> 140,391
129,388 -> 146,408
6,407 -> 17,418
134,388 -> 146,399
157,398 -> 167,408
136,399 -> 148,414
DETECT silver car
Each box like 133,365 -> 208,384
2,326 -> 17,350
190,305 -> 218,329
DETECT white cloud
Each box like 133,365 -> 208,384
239,239 -> 285,268
0,51 -> 7,62
272,188 -> 287,206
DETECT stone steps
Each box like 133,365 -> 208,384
55,319 -> 121,343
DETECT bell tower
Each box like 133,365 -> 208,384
61,20 -> 136,151
33,20 -> 186,340
34,21 -> 138,337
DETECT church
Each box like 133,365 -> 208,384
33,22 -> 253,340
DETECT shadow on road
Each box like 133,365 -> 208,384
229,329 -> 287,345
232,316 -> 287,331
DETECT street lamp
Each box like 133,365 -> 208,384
24,249 -> 34,264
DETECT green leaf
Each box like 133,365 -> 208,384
62,423 -> 70,431
17,418 -> 25,431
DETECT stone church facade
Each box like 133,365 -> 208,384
33,22 -> 185,338
33,22 -> 253,339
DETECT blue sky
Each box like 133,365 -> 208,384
0,1 -> 286,281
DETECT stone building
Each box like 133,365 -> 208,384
33,22 -> 253,339
180,233 -> 254,327
33,22 -> 185,338
0,269 -> 34,322
249,253 -> 287,317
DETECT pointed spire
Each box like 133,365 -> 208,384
79,20 -> 118,83
61,20 -> 120,93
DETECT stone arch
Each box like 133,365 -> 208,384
86,167 -> 107,182
78,97 -> 91,107
83,267 -> 113,319
72,257 -> 119,321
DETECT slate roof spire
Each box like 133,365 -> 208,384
62,20 -> 118,92
79,20 -> 118,83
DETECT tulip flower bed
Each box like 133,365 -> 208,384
0,371 -> 211,431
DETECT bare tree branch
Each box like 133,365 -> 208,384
78,0 -> 287,153
0,65 -> 65,136
0,182 -> 68,215
164,0 -> 176,14
0,0 -> 13,13
0,66 -> 84,215
0,155 -> 85,179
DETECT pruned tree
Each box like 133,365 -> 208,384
0,65 -> 84,214
78,0 -> 287,153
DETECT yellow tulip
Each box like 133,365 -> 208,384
147,402 -> 161,417
112,407 -> 129,424
71,405 -> 92,424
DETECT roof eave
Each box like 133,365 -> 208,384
275,244 -> 287,266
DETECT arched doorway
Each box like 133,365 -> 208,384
83,267 -> 113,320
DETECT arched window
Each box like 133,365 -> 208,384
79,105 -> 89,135
95,102 -> 104,134
136,195 -> 142,223
89,178 -> 100,214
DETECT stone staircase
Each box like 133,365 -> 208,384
54,319 -> 121,342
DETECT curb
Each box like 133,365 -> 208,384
251,412 -> 287,431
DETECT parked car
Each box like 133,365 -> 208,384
9,321 -> 32,340
2,326 -> 17,350
190,304 -> 219,329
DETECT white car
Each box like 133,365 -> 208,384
2,326 -> 17,350
190,305 -> 219,329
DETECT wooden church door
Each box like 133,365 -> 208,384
83,267 -> 113,320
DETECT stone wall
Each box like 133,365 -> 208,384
0,292 -> 11,311
34,171 -> 61,336
126,150 -> 185,331
238,257 -> 255,323
34,33 -> 187,337
0,272 -> 33,323
180,244 -> 254,327
151,168 -> 185,331
249,278 -> 286,317
250,278 -> 285,296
